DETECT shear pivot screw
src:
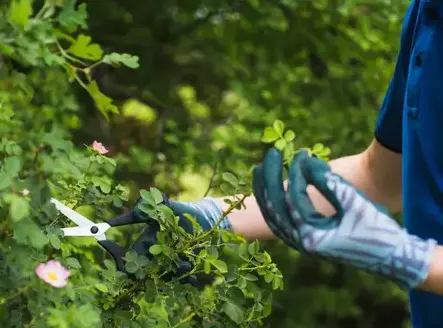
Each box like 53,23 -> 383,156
90,226 -> 99,234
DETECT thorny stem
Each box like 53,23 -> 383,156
194,193 -> 250,243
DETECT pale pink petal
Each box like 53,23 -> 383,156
92,140 -> 109,155
35,263 -> 45,278
35,260 -> 71,288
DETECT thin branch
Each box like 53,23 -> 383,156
203,152 -> 219,197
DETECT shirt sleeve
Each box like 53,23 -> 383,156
374,0 -> 419,153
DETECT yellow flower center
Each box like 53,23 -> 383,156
48,272 -> 58,281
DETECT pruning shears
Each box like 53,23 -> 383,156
50,197 -> 199,285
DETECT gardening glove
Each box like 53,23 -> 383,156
133,193 -> 231,233
131,193 -> 231,286
253,148 -> 437,290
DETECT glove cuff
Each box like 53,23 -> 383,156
392,232 -> 437,290
195,197 -> 232,230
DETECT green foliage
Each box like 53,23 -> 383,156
1,0 -> 412,327
0,1 -> 284,327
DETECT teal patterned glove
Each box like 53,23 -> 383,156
168,198 -> 231,232
253,148 -> 437,289
133,194 -> 231,233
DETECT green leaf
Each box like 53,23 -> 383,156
50,234 -> 61,249
272,276 -> 281,290
239,243 -> 249,261
10,195 -> 29,222
223,302 -> 244,324
273,120 -> 285,135
125,262 -> 138,273
222,172 -> 238,187
244,273 -> 258,281
123,250 -> 139,263
104,259 -> 115,271
0,172 -> 10,190
248,241 -> 259,255
211,260 -> 228,273
264,272 -> 274,283
261,127 -> 279,143
95,283 -> 108,293
4,156 -> 21,177
8,0 -> 33,28
284,130 -> 295,141
150,187 -> 163,204
312,143 -> 324,152
204,260 -> 211,274
274,139 -> 287,151
103,53 -> 140,69
68,34 -> 103,61
85,81 -> 118,119
66,257 -> 81,269
58,0 -> 87,32
149,244 -> 163,255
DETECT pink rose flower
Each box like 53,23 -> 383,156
92,140 -> 109,155
35,260 -> 71,288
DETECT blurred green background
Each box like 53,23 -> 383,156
69,1 -> 410,327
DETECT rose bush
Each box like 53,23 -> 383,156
0,1 -> 293,327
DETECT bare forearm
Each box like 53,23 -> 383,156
418,245 -> 443,295
216,150 -> 396,240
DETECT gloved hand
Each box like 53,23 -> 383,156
253,148 -> 437,290
132,193 -> 231,233
131,192 -> 231,286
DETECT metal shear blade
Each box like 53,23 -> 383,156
50,198 -> 111,241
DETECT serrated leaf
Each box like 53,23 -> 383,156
222,172 -> 238,186
274,139 -> 287,151
211,260 -> 228,273
66,257 -> 81,269
103,53 -> 140,69
248,241 -> 259,255
123,250 -> 138,263
244,273 -> 258,281
239,243 -> 249,261
223,302 -> 244,324
272,276 -> 281,290
284,130 -> 295,141
261,127 -> 279,143
125,262 -> 138,273
150,187 -> 163,204
149,244 -> 163,255
264,272 -> 274,283
58,0 -> 87,32
10,195 -> 29,221
0,172 -> 10,190
204,260 -> 211,274
273,120 -> 285,135
104,259 -> 115,271
312,143 -> 324,152
8,0 -> 33,28
4,156 -> 21,177
96,283 -> 108,293
68,34 -> 103,61
50,234 -> 61,249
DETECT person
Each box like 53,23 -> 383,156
155,1 -> 443,327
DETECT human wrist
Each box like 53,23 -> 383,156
389,232 -> 437,290
416,244 -> 443,294
195,197 -> 231,230
169,197 -> 231,231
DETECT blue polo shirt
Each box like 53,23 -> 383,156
375,0 -> 443,326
